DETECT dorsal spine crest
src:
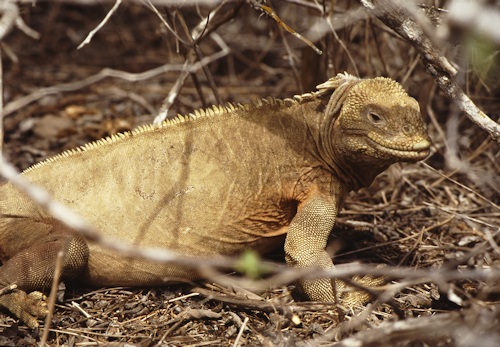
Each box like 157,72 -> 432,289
21,74 -> 361,175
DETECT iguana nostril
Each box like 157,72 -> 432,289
403,124 -> 411,134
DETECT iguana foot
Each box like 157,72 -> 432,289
337,266 -> 388,308
0,289 -> 48,328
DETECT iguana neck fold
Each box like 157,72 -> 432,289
303,78 -> 374,191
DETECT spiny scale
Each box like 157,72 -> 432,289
21,97 -> 297,175
20,73 -> 356,175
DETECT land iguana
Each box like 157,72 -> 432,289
0,73 -> 431,328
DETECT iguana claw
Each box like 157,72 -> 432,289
0,290 -> 48,328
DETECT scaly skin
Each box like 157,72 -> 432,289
0,73 -> 431,328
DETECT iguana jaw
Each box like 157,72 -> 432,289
367,135 -> 431,161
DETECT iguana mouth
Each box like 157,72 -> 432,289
368,137 -> 431,160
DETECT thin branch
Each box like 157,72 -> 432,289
143,0 -> 188,45
325,8 -> 360,77
153,33 -> 230,123
332,305 -> 500,346
0,284 -> 16,296
421,161 -> 500,211
304,7 -> 370,44
77,0 -> 122,50
153,0 -> 236,123
40,251 -> 64,345
232,316 -> 249,347
2,46 -> 228,118
276,18 -> 303,93
0,1 -> 38,40
0,45 -> 3,156
35,0 -> 227,4
154,57 -> 194,124
251,1 -> 323,55
0,1 -> 18,41
14,12 -> 39,40
176,10 -> 223,105
285,0 -> 326,14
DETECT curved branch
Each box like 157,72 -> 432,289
0,1 -> 18,41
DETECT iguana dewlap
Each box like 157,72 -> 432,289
0,73 -> 431,328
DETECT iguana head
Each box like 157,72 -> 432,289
332,77 -> 431,166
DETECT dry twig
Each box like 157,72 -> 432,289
0,1 -> 17,41
0,46 -> 3,155
153,0 -> 243,123
40,251 -> 64,346
77,0 -> 122,50
232,316 -> 249,347
2,48 -> 228,118
252,2 -> 323,55
0,1 -> 38,41
332,305 -> 500,346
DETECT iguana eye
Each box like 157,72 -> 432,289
367,112 -> 384,124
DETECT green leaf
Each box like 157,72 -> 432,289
234,250 -> 272,279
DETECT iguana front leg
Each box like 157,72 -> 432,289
284,195 -> 338,302
0,229 -> 89,328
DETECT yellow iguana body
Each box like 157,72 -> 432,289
0,74 -> 431,328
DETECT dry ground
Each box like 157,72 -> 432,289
1,1 -> 499,346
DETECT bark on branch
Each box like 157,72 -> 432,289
0,1 -> 18,41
